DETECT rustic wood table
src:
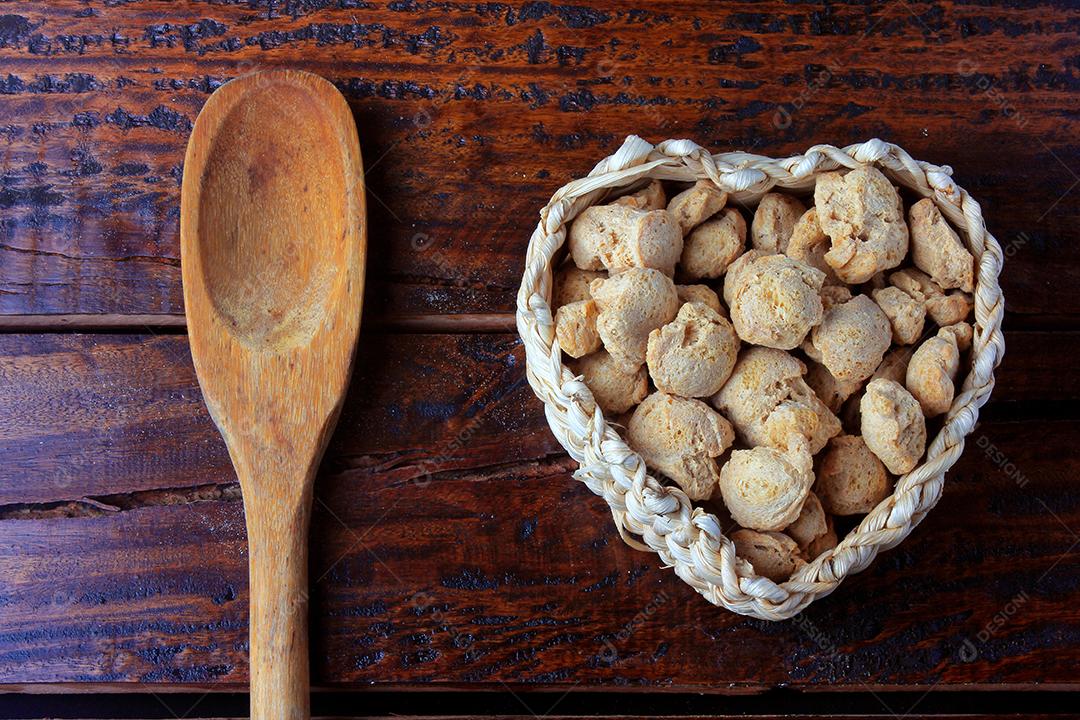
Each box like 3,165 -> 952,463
1,1 -> 1078,718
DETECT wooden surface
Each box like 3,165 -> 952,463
0,0 -> 1078,703
0,0 -> 1077,327
0,331 -> 1077,691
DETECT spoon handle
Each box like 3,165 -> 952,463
247,493 -> 312,720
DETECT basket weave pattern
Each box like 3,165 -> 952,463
516,136 -> 1006,621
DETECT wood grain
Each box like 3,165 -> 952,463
0,1 -> 1075,324
1,0 -> 1076,701
180,68 -> 367,719
0,333 -> 1076,690
1,330 -> 1064,507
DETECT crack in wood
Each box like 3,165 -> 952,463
0,453 -> 576,521
0,312 -> 518,332
0,481 -> 241,520
0,242 -> 179,266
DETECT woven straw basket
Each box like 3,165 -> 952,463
516,136 -> 1006,621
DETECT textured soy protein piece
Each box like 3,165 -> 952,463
554,300 -> 602,359
940,321 -> 974,351
806,294 -> 892,384
815,434 -> 891,515
805,361 -> 862,414
681,207 -> 746,280
722,249 -> 767,307
568,204 -> 683,276
815,167 -> 909,283
590,268 -> 680,370
667,180 -> 728,234
909,198 -> 975,293
711,346 -> 841,454
785,492 -> 829,550
728,254 -> 826,350
872,285 -> 926,345
646,302 -> 739,398
612,180 -> 667,211
675,284 -> 724,315
731,529 -> 805,582
905,322 -> 971,417
786,207 -> 841,285
569,350 -> 648,416
840,346 -> 915,431
553,265 -> 605,308
752,192 -> 806,253
627,392 -> 735,500
860,379 -> 927,475
805,516 -> 839,560
820,284 -> 853,312
719,434 -> 815,531
889,268 -> 974,327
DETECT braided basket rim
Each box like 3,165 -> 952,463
515,136 -> 1006,621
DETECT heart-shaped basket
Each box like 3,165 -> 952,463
516,136 -> 1005,620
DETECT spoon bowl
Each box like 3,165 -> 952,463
181,69 -> 365,720
197,79 -> 350,349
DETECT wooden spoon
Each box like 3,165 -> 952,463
180,69 -> 365,719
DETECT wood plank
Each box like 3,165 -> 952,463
0,333 -> 550,506
0,312 -> 518,332
2,713 -> 1076,720
0,1 -> 1075,323
0,332 -> 1077,690
0,716 -> 1019,720
5,420 -> 1079,690
0,330 -> 1068,507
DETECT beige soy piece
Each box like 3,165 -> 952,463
940,320 -> 974,351
751,192 -> 806,253
785,492 -> 829,549
927,291 -> 974,327
807,294 -> 892,384
906,323 -> 970,417
731,529 -> 805,582
865,270 -> 889,291
820,284 -> 853,311
909,198 -> 975,292
889,268 -> 973,327
805,516 -> 839,560
860,379 -> 927,475
676,284 -> 724,315
553,266 -> 605,308
840,347 -> 914,430
646,302 -> 739,398
554,300 -> 601,358
711,346 -> 841,454
815,166 -> 909,283
728,254 -> 826,350
718,434 -> 815,532
872,346 -> 914,385
667,180 -> 728,234
627,392 -> 735,500
722,248 -> 766,307
872,286 -> 926,345
786,207 -> 841,285
805,361 -> 862,414
763,400 -> 837,456
590,268 -> 679,369
569,350 -> 648,416
612,179 -> 666,211
681,207 -> 746,280
815,435 -> 891,515
568,204 -> 683,275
